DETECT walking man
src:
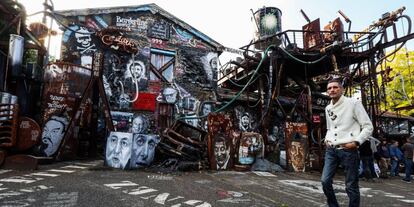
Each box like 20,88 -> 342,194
321,79 -> 373,207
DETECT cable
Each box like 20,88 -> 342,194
278,46 -> 328,64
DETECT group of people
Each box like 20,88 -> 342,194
321,79 -> 414,207
376,138 -> 414,182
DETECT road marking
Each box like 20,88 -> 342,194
30,172 -> 60,177
252,171 -> 277,177
104,181 -> 138,189
0,176 -> 43,184
0,170 -> 12,175
61,165 -> 88,169
48,169 -> 75,173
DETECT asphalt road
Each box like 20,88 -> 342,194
0,159 -> 413,207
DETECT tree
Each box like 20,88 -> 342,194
378,48 -> 414,116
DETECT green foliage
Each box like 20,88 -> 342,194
378,48 -> 414,116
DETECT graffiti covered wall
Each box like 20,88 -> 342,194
56,5 -> 220,168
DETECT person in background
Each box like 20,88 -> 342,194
389,140 -> 403,177
401,136 -> 414,183
358,140 -> 376,182
321,79 -> 373,207
377,139 -> 391,178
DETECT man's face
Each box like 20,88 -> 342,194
132,117 -> 145,133
41,119 -> 65,156
106,132 -> 132,169
327,81 -> 343,100
214,140 -> 229,168
130,62 -> 144,78
202,104 -> 212,116
163,88 -> 177,103
131,134 -> 159,168
290,141 -> 305,172
241,115 -> 250,127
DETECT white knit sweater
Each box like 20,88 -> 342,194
325,95 -> 373,146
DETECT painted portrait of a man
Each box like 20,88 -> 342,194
105,131 -> 132,169
131,134 -> 160,168
39,115 -> 69,157
214,134 -> 230,170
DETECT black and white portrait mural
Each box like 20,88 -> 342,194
233,106 -> 257,132
177,47 -> 218,88
214,133 -> 231,170
102,51 -> 149,110
131,134 -> 160,168
131,114 -> 148,134
157,87 -> 178,104
38,115 -> 69,157
105,131 -> 133,169
198,101 -> 214,130
201,52 -> 218,84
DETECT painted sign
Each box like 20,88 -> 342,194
132,93 -> 157,111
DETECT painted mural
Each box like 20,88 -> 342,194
207,113 -> 235,170
105,131 -> 132,169
36,63 -> 92,158
285,122 -> 308,172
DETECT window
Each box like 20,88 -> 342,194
150,48 -> 175,82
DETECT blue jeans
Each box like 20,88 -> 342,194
390,159 -> 399,176
404,159 -> 413,181
321,148 -> 360,207
359,156 -> 376,179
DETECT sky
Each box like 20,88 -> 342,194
17,0 -> 414,62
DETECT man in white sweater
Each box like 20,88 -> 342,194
321,79 -> 373,207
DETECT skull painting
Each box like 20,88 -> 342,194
75,27 -> 92,48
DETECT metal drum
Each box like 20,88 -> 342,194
0,92 -> 11,120
253,7 -> 282,50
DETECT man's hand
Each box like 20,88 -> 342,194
341,141 -> 359,150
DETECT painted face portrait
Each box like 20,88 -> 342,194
214,136 -> 230,170
290,141 -> 305,172
129,60 -> 145,79
105,132 -> 132,169
163,87 -> 178,103
40,116 -> 68,157
131,134 -> 160,168
202,104 -> 212,116
132,115 -> 147,134
240,113 -> 251,131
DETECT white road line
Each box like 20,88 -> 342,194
0,170 -> 12,175
48,169 -> 75,173
30,172 -> 60,177
104,181 -> 139,189
61,165 -> 87,169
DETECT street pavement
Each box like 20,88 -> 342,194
0,159 -> 413,207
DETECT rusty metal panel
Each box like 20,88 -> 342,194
16,117 -> 41,151
207,113 -> 235,170
37,63 -> 92,158
285,122 -> 308,172
302,18 -> 322,50
323,17 -> 344,43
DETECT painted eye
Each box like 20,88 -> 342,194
121,140 -> 129,147
136,138 -> 144,146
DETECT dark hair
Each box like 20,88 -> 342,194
327,78 -> 343,87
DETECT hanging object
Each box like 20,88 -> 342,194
252,7 -> 282,50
